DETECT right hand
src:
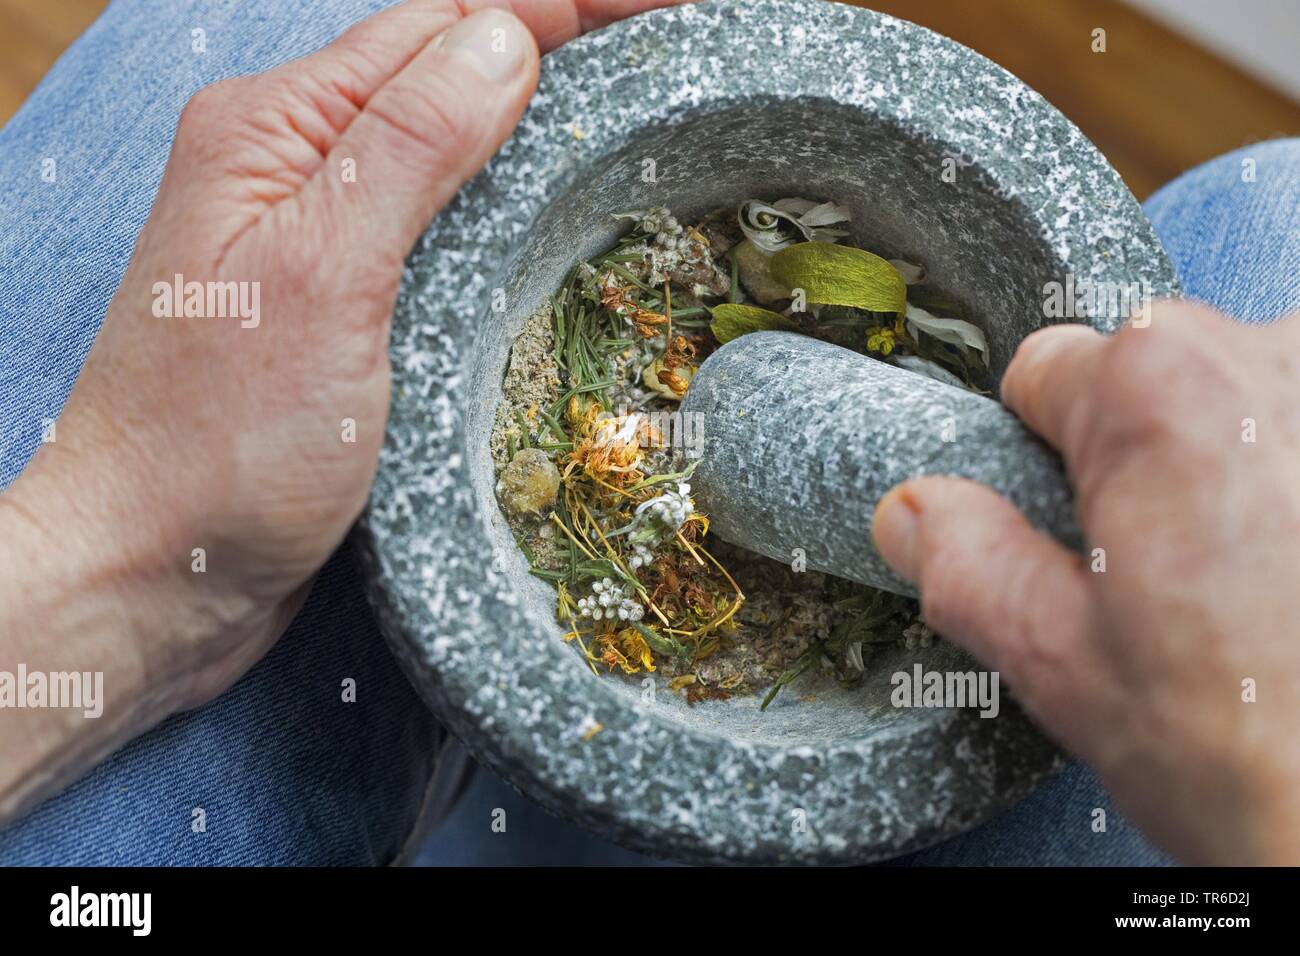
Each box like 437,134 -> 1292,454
872,300 -> 1300,865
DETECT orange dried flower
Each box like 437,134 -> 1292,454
601,281 -> 634,314
661,334 -> 696,371
654,367 -> 689,396
595,629 -> 656,674
566,411 -> 661,484
630,307 -> 669,338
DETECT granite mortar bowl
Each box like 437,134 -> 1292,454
355,0 -> 1177,864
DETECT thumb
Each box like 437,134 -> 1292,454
872,475 -> 1092,695
310,7 -> 539,260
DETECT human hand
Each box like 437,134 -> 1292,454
0,0 -> 687,821
872,301 -> 1300,864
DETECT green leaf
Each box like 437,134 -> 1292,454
760,647 -> 818,711
634,622 -> 688,662
769,242 -> 907,314
709,303 -> 800,344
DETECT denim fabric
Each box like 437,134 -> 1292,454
1,0 -> 1295,865
0,0 -> 439,866
0,549 -> 440,866
1144,138 -> 1300,324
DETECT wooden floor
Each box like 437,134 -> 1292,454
0,0 -> 106,120
1,0 -> 1297,199
847,0 -> 1300,198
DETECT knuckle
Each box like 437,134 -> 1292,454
1005,553 -> 1073,660
1107,318 -> 1182,376
175,79 -> 251,164
1099,315 -> 1247,453
1014,630 -> 1070,692
179,79 -> 239,130
1004,327 -> 1060,398
1096,326 -> 1190,427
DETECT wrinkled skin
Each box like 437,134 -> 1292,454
0,0 -> 688,822
874,302 -> 1300,864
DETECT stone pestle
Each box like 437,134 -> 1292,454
679,331 -> 1081,597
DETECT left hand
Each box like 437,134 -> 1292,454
0,0 -> 688,823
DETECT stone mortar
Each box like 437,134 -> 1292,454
355,0 -> 1178,864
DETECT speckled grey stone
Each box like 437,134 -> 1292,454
682,332 -> 1083,597
354,0 -> 1178,864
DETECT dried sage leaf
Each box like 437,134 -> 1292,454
709,303 -> 800,344
769,242 -> 907,314
888,258 -> 927,285
904,304 -> 989,362
738,198 -> 851,253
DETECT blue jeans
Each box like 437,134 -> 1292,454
2,0 -> 1296,865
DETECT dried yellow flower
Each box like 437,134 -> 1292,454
618,627 -> 657,673
567,412 -> 661,483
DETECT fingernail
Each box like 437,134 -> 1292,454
872,485 -> 923,581
439,9 -> 530,84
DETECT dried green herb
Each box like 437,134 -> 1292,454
760,646 -> 819,711
494,200 -> 961,707
770,242 -> 907,314
709,303 -> 800,344
634,622 -> 688,663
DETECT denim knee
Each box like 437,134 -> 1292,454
1144,138 -> 1300,324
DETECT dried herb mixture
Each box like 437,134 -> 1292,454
491,199 -> 989,707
